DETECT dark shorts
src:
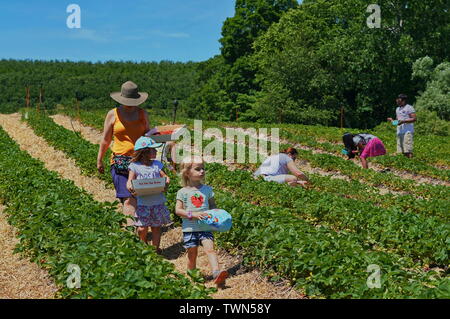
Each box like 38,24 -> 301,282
110,166 -> 132,200
183,231 -> 214,249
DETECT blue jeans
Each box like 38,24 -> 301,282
183,231 -> 214,249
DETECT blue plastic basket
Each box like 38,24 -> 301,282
197,209 -> 232,232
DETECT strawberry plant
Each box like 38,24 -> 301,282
0,127 -> 212,299
27,111 -> 450,299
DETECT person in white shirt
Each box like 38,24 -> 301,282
254,147 -> 309,187
387,94 -> 417,158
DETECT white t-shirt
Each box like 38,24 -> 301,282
254,153 -> 293,176
353,134 -> 376,146
128,160 -> 166,206
396,104 -> 416,134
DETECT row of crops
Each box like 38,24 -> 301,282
18,108 -> 448,298
0,122 -> 212,299
201,119 -> 450,174
61,108 -> 450,172
150,114 -> 450,180
54,108 -> 450,230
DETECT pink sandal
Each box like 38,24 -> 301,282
213,270 -> 228,286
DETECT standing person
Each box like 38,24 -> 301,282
126,136 -> 171,253
254,147 -> 309,187
96,81 -> 154,226
342,133 -> 387,169
175,156 -> 228,287
387,94 -> 417,158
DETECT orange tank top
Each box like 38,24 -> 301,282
111,107 -> 146,162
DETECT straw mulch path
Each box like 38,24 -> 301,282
0,113 -> 116,203
0,205 -> 58,298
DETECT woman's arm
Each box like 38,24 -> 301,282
142,109 -> 151,134
286,161 -> 309,181
126,170 -> 137,195
360,157 -> 369,169
97,110 -> 114,174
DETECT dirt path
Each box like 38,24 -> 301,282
46,114 -> 304,299
0,114 -> 115,203
225,127 -> 450,187
0,205 -> 58,298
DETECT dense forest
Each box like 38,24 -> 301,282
0,60 -> 198,114
0,0 -> 448,130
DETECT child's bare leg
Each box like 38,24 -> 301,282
187,247 -> 198,270
203,239 -> 228,286
137,226 -> 148,243
150,227 -> 162,250
201,239 -> 219,272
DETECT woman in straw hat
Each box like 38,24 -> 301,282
97,81 -> 156,226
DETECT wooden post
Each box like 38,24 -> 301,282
340,106 -> 344,129
40,88 -> 44,112
172,99 -> 179,125
25,87 -> 30,108
36,88 -> 41,113
76,98 -> 80,122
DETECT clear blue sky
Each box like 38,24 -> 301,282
0,0 -> 239,63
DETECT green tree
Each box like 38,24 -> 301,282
413,57 -> 450,120
251,0 -> 450,127
220,0 -> 298,64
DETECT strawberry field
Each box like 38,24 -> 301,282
2,107 -> 442,299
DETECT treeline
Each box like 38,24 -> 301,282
0,0 -> 448,130
185,0 -> 449,128
0,60 -> 198,114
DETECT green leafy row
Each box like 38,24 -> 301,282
206,163 -> 450,265
22,108 -> 112,184
180,122 -> 450,203
215,119 -> 450,169
213,192 -> 449,298
22,111 -> 449,298
197,122 -> 450,202
280,127 -> 450,181
59,107 -> 450,173
0,126 -> 212,299
56,109 -> 449,229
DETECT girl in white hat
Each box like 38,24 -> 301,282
126,136 -> 171,253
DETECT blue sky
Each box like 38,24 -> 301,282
0,0 -> 240,62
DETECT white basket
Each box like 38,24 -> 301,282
132,177 -> 166,196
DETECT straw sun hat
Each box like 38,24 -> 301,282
110,81 -> 148,106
